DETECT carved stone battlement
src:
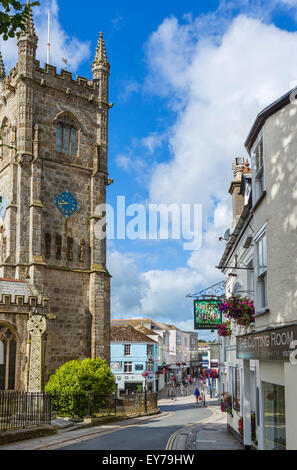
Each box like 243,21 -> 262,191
0,293 -> 48,308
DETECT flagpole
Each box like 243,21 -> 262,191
47,9 -> 51,64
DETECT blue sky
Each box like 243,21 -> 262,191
2,0 -> 297,340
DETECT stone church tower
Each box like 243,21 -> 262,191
0,5 -> 111,390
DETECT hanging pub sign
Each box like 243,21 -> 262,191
194,300 -> 222,330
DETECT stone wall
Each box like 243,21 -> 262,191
0,23 -> 111,389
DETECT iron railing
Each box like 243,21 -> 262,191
0,391 -> 51,430
0,391 -> 159,429
50,392 -> 158,419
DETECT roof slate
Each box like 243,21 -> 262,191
0,278 -> 37,301
110,325 -> 157,344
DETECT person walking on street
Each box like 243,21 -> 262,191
194,387 -> 200,404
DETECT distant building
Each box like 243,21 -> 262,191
110,324 -> 159,395
111,318 -> 199,385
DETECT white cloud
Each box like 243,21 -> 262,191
110,9 -> 297,331
0,0 -> 90,74
109,250 -> 150,318
141,132 -> 166,154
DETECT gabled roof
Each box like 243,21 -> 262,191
156,322 -> 179,330
110,325 -> 158,344
111,318 -> 165,330
245,88 -> 293,153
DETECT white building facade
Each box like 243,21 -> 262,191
219,88 -> 297,450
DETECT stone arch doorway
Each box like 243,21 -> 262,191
0,324 -> 17,390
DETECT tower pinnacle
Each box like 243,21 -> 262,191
0,51 -> 5,80
19,0 -> 38,39
93,32 -> 109,67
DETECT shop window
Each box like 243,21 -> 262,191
0,325 -> 17,390
232,365 -> 240,413
263,382 -> 286,450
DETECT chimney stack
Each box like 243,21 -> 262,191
229,158 -> 250,231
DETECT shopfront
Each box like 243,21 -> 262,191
262,381 -> 286,450
237,324 -> 297,450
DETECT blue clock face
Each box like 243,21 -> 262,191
55,191 -> 80,219
0,194 -> 8,223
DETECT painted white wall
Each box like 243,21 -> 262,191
284,363 -> 297,450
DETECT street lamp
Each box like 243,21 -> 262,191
142,371 -> 149,413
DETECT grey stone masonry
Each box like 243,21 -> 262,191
0,5 -> 111,390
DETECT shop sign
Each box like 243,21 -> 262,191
236,324 -> 297,361
194,300 -> 222,330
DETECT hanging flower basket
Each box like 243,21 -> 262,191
218,321 -> 232,337
238,416 -> 244,439
218,296 -> 255,326
210,370 -> 219,379
220,394 -> 233,417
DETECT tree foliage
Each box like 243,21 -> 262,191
45,358 -> 116,417
0,1 -> 40,40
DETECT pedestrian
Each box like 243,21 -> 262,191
194,387 -> 200,404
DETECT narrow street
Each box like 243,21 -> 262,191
55,398 -> 212,450
0,390 -> 214,451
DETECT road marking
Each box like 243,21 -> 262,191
165,407 -> 217,450
35,411 -> 176,450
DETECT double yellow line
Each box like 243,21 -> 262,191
165,422 -> 195,450
165,407 -> 217,450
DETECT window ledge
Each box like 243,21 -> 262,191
255,307 -> 270,316
252,191 -> 266,211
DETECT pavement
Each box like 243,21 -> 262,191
0,384 -> 244,451
163,390 -> 244,451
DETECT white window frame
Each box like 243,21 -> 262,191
251,131 -> 265,205
147,344 -> 153,357
124,361 -> 133,373
146,360 -> 154,373
254,224 -> 268,313
124,344 -> 131,357
246,255 -> 254,301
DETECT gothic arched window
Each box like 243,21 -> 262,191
56,115 -> 78,156
0,325 -> 17,390
0,118 -> 10,160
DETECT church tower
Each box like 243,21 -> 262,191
0,6 -> 111,389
